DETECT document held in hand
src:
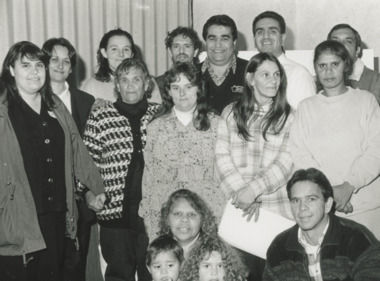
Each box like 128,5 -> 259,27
218,200 -> 295,259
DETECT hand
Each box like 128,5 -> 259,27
231,186 -> 258,210
242,202 -> 261,222
91,98 -> 112,111
333,182 -> 355,212
86,192 -> 106,212
341,202 -> 353,214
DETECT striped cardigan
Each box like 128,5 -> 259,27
83,102 -> 161,221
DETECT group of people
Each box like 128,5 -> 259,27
1,8 -> 380,281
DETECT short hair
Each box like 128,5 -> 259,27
202,14 -> 238,41
165,26 -> 202,52
95,28 -> 136,82
42,37 -> 77,67
252,11 -> 286,35
1,41 -> 55,109
156,62 -> 211,131
146,235 -> 184,266
179,235 -> 248,281
113,58 -> 154,100
327,23 -> 362,57
159,189 -> 218,238
286,168 -> 334,202
313,40 -> 353,87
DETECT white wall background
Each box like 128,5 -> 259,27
193,0 -> 380,70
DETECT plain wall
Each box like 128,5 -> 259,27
193,0 -> 380,70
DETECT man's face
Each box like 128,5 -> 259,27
290,181 -> 333,236
205,25 -> 235,66
254,17 -> 285,57
169,35 -> 198,64
329,28 -> 360,62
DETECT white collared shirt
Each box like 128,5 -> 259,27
349,58 -> 365,81
298,217 -> 330,281
56,82 -> 72,114
277,53 -> 316,109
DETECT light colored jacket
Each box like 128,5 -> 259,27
0,91 -> 105,258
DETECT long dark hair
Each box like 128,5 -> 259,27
1,41 -> 55,108
157,62 -> 211,131
95,28 -> 136,82
232,52 -> 290,141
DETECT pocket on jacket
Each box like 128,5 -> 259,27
0,185 -> 18,247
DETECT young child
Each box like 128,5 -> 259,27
180,235 -> 247,281
146,235 -> 184,281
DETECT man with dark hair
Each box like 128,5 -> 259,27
264,168 -> 380,281
155,26 -> 201,94
201,14 -> 248,114
252,11 -> 315,108
328,23 -> 380,104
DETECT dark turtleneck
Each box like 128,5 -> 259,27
103,97 -> 148,229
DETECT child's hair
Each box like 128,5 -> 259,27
179,235 -> 248,281
146,235 -> 184,267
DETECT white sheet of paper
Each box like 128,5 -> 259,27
218,200 -> 295,259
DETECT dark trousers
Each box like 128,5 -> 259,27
63,200 -> 95,281
236,248 -> 266,281
0,212 -> 66,281
100,225 -> 150,281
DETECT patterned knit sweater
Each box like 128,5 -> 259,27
83,102 -> 161,221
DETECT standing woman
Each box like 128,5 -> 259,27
139,62 -> 225,241
42,37 -> 96,281
0,41 -> 105,281
214,52 -> 294,281
83,58 -> 161,281
82,28 -> 161,103
290,40 -> 380,239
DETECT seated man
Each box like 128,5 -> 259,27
264,168 -> 380,281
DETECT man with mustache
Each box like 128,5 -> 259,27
155,27 -> 201,95
252,11 -> 316,108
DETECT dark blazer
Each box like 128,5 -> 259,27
70,88 -> 95,137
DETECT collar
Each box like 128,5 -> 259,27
201,54 -> 237,74
173,106 -> 194,126
286,214 -> 341,252
349,58 -> 365,81
180,233 -> 200,258
298,216 -> 330,248
55,82 -> 71,113
277,53 -> 287,63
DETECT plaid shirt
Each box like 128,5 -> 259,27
215,103 -> 294,219
201,55 -> 237,86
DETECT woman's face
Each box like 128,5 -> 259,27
198,251 -> 226,281
315,52 -> 346,93
169,73 -> 198,112
168,197 -> 202,246
116,66 -> 147,104
10,55 -> 46,95
101,35 -> 133,71
48,45 -> 72,84
247,60 -> 280,105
